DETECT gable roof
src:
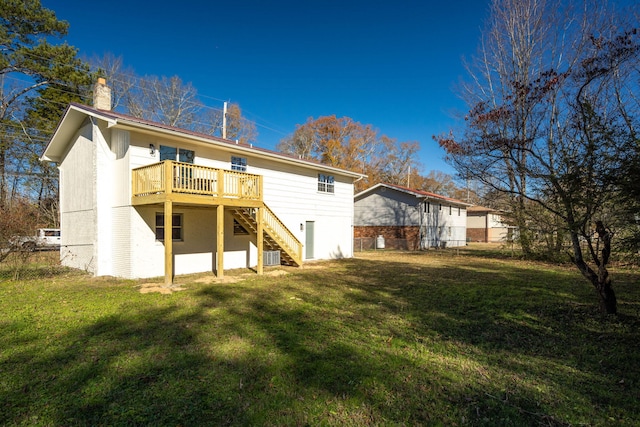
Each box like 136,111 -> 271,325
467,205 -> 496,213
41,103 -> 366,179
355,182 -> 472,207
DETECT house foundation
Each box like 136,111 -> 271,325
354,225 -> 420,250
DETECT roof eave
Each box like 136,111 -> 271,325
42,104 -> 365,180
40,105 -> 117,163
114,117 -> 365,179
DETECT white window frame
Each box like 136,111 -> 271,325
231,156 -> 247,172
317,174 -> 335,193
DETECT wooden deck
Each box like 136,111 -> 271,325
132,161 -> 263,207
131,160 -> 302,284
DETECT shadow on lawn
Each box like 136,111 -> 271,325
2,256 -> 638,426
2,304 -> 250,425
336,257 -> 640,424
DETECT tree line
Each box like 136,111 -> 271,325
436,0 -> 640,313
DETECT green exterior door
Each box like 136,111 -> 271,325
305,221 -> 314,259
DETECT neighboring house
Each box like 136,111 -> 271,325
466,206 -> 516,243
41,79 -> 364,284
354,183 -> 470,249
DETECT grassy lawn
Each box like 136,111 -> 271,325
1,245 -> 639,426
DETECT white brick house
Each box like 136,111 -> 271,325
41,80 -> 364,283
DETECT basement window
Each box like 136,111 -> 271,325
155,213 -> 183,241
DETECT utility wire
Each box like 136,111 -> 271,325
6,50 -> 293,139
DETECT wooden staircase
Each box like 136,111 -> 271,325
231,204 -> 303,267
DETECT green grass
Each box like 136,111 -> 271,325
1,247 -> 639,426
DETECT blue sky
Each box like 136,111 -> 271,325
43,0 -> 491,176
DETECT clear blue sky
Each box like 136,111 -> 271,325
43,0 -> 491,176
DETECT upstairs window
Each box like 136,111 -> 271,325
318,174 -> 335,193
231,156 -> 247,172
160,146 -> 194,163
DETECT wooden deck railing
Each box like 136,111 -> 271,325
261,205 -> 303,264
234,205 -> 303,266
132,161 -> 262,201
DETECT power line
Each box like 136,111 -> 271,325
5,50 -> 294,140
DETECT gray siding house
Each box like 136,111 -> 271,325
354,183 -> 470,249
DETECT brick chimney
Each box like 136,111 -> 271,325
93,78 -> 112,110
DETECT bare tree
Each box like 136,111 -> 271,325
90,53 -> 136,110
278,115 -> 419,192
188,102 -> 257,144
124,75 -> 202,128
437,0 -> 640,313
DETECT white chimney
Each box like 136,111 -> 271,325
93,78 -> 112,110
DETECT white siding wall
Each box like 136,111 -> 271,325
94,122 -> 116,276
59,120 -> 98,273
111,206 -> 132,278
354,191 -> 421,227
254,157 -> 355,260
421,203 -> 467,248
110,130 -> 133,277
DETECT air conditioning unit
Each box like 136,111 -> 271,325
264,251 -> 281,266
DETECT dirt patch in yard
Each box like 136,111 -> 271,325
138,283 -> 186,294
138,269 -> 290,293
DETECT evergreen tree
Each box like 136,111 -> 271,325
0,0 -> 93,208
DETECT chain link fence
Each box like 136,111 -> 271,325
353,237 -> 468,252
0,249 -> 78,281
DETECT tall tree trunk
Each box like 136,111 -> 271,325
0,147 -> 6,209
594,221 -> 617,314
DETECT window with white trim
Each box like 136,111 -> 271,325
231,156 -> 247,172
155,213 -> 183,241
318,174 -> 335,193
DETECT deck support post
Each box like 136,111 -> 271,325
256,206 -> 263,275
164,200 -> 173,286
216,204 -> 224,278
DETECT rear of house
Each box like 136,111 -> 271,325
42,80 -> 363,281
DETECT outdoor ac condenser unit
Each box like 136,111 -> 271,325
263,251 -> 281,266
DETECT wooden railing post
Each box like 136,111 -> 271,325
164,160 -> 173,194
217,169 -> 225,197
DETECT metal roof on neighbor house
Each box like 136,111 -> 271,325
355,182 -> 472,207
